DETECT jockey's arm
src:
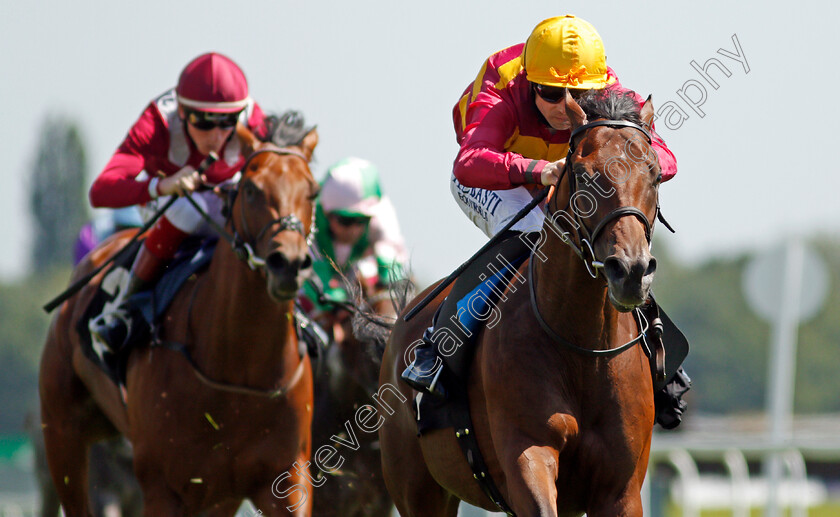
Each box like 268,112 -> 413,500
608,82 -> 678,182
89,105 -> 166,208
453,88 -> 551,190
650,129 -> 677,182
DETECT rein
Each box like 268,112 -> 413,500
152,334 -> 307,398
527,254 -> 647,356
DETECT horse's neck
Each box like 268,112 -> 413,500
533,235 -> 621,345
192,247 -> 298,385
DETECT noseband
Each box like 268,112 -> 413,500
545,119 -> 670,278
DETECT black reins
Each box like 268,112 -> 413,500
529,119 -> 662,356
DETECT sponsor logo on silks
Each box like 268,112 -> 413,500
452,177 -> 503,221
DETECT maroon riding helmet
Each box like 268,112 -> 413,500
176,52 -> 249,114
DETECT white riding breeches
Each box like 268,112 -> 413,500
141,190 -> 226,235
450,173 -> 545,238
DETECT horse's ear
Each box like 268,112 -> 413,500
298,127 -> 318,161
640,95 -> 655,132
237,124 -> 262,157
564,90 -> 588,131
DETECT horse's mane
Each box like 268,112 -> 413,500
351,277 -> 416,357
261,110 -> 316,149
576,89 -> 642,125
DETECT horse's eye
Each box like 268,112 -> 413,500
243,182 -> 257,201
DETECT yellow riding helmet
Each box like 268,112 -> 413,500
524,15 -> 612,89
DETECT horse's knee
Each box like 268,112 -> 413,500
504,445 -> 560,516
587,495 -> 643,517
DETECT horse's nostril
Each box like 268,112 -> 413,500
301,254 -> 313,271
645,257 -> 657,277
603,257 -> 628,282
266,252 -> 290,273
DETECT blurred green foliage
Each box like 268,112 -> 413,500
653,236 -> 840,415
0,267 -> 72,434
1,237 -> 838,435
28,117 -> 90,272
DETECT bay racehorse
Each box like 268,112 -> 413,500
39,122 -> 319,516
379,90 -> 661,516
311,277 -> 406,517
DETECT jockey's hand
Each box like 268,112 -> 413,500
541,158 -> 566,186
157,166 -> 206,197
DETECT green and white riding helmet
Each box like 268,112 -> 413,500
319,157 -> 383,218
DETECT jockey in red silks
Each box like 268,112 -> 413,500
401,15 -> 691,429
89,52 -> 267,351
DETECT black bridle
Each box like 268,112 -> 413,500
186,147 -> 316,271
544,119 -> 672,278
528,119 -> 666,357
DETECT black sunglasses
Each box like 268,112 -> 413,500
533,83 -> 586,104
185,109 -> 241,131
332,214 -> 371,227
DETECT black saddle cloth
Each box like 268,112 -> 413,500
77,237 -> 217,384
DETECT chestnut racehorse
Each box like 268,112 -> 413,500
39,124 -> 319,516
311,279 -> 404,517
379,91 -> 662,516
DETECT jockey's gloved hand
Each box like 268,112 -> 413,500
157,166 -> 206,197
540,158 -> 566,186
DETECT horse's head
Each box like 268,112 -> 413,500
231,122 -> 320,302
548,89 -> 661,311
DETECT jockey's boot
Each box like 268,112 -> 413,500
400,326 -> 447,398
89,246 -> 165,353
401,230 -> 536,399
641,297 -> 692,429
655,367 -> 691,429
90,216 -> 188,354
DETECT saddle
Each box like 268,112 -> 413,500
79,237 -> 330,386
78,238 -> 217,384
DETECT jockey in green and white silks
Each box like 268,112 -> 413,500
300,157 -> 408,315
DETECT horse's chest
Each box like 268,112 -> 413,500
133,392 -> 306,495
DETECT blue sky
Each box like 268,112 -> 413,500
2,0 -> 838,283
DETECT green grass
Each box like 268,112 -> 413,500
666,503 -> 840,516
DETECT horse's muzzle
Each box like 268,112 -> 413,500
265,250 -> 313,301
602,252 -> 656,311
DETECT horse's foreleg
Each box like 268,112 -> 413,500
586,485 -> 644,517
503,444 -> 560,517
251,451 -> 313,516
139,482 -> 184,517
40,337 -> 97,517
41,423 -> 92,517
201,499 -> 243,517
